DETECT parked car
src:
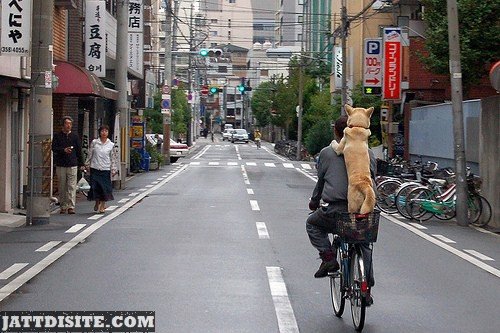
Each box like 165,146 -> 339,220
230,129 -> 249,143
222,129 -> 233,141
145,134 -> 189,162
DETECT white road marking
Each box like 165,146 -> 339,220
151,181 -> 159,184
137,188 -> 147,192
463,249 -> 495,261
295,168 -> 317,182
241,165 -> 250,185
190,161 -> 201,165
266,267 -> 300,333
265,163 -> 276,167
469,225 -> 500,237
0,165 -> 189,302
36,241 -> 62,252
383,214 -> 500,278
256,222 -> 270,239
432,234 -> 456,243
263,146 -> 287,161
87,215 -> 102,220
246,162 -> 257,166
193,145 -> 211,159
247,189 -> 254,195
227,162 -> 238,166
105,205 -> 118,211
283,163 -> 294,168
156,178 -> 163,181
235,146 -> 242,160
409,222 -> 428,229
208,162 -> 220,166
128,192 -> 139,197
65,224 -> 86,233
118,198 -> 130,203
250,200 -> 260,211
301,163 -> 312,170
145,185 -> 154,188
0,263 -> 28,280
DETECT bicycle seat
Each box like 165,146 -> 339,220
428,178 -> 447,186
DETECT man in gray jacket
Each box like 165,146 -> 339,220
306,115 -> 376,280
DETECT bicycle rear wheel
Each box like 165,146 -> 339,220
471,195 -> 492,226
407,187 -> 435,221
330,247 -> 345,317
350,250 -> 366,331
375,179 -> 401,214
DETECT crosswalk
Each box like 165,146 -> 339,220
186,160 -> 314,170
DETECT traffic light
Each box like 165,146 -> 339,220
209,87 -> 222,95
237,84 -> 252,94
199,48 -> 223,57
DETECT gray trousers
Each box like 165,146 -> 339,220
306,201 -> 374,286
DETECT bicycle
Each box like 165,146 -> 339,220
254,138 -> 261,149
407,170 -> 492,225
329,210 -> 380,332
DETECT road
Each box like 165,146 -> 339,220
0,138 -> 499,332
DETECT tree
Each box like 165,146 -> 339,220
250,81 -> 274,128
421,0 -> 500,95
171,88 -> 189,139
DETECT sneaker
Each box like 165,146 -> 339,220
314,259 -> 340,278
67,208 -> 75,214
59,209 -> 66,214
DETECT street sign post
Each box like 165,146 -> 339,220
382,28 -> 402,100
363,38 -> 382,95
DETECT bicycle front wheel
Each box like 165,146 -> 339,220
375,179 -> 401,214
330,248 -> 345,317
350,250 -> 366,331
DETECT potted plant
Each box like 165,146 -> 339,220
145,143 -> 164,170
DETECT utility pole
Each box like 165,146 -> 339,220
186,2 -> 194,146
27,0 -> 54,225
340,0 -> 348,115
116,0 -> 129,180
162,0 -> 172,163
297,0 -> 308,160
447,0 -> 468,226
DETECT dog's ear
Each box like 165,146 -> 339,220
365,107 -> 374,118
345,104 -> 353,115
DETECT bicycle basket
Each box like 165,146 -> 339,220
335,210 -> 380,243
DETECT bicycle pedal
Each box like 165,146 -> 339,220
328,271 -> 341,278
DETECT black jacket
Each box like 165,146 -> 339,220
52,131 -> 84,167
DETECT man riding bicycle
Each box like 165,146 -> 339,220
306,116 -> 376,295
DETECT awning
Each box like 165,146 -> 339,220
53,60 -> 114,99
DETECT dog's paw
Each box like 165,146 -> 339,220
331,140 -> 342,155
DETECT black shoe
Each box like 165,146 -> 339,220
365,293 -> 374,306
314,259 -> 340,278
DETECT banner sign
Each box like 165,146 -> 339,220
382,28 -> 402,100
111,113 -> 121,181
128,0 -> 143,75
1,0 -> 32,56
333,46 -> 342,91
85,1 -> 106,77
363,38 -> 382,95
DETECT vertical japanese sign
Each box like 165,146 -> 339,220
363,38 -> 382,95
333,46 -> 342,91
85,1 -> 106,77
382,28 -> 402,100
1,0 -> 32,56
128,0 -> 143,75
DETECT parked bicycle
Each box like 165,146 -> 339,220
406,169 -> 491,225
329,210 -> 380,332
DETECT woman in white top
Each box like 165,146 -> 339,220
85,125 -> 117,213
